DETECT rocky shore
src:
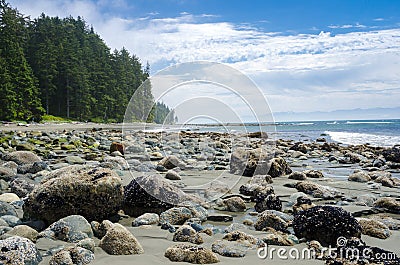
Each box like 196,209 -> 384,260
0,125 -> 399,264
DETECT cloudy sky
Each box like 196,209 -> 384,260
11,0 -> 400,121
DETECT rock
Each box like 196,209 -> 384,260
375,175 -> 399,188
0,167 -> 16,181
182,202 -> 208,222
370,214 -> 400,230
2,151 -> 41,165
268,157 -> 292,178
382,146 -> 400,163
0,193 -> 20,203
0,236 -> 42,264
292,196 -> 314,213
373,197 -> 400,214
254,210 -> 289,232
357,218 -> 391,239
64,155 -> 85,165
110,142 -> 124,155
10,176 -> 37,197
291,151 -> 305,158
0,201 -> 17,217
2,225 -> 39,242
158,155 -> 185,170
39,215 -> 93,243
165,169 -> 181,180
165,244 -> 219,264
207,214 -> 233,222
173,225 -> 203,244
348,171 -> 371,183
261,228 -> 299,246
295,181 -> 340,199
211,240 -> 249,257
224,223 -> 247,233
24,165 -> 123,223
160,207 -> 192,225
368,170 -> 391,180
77,238 -> 96,253
239,182 -> 274,198
123,175 -> 203,216
99,223 -> 144,255
222,197 -> 246,212
293,206 -> 361,246
254,193 -> 282,212
49,246 -> 94,265
16,143 -> 35,151
0,215 -> 21,227
247,131 -> 268,138
229,148 -> 273,177
132,213 -> 160,227
303,170 -> 324,178
290,142 -> 309,153
17,161 -> 48,174
356,194 -> 377,207
91,220 -> 114,239
288,171 -> 307,180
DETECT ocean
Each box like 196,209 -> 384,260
192,119 -> 400,147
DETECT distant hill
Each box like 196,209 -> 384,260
273,107 -> 400,122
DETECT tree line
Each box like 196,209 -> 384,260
0,1 -> 175,123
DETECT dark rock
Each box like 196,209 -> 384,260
0,167 -> 16,181
24,165 -> 123,223
123,175 -> 203,217
229,148 -> 274,177
110,142 -> 124,155
165,244 -> 219,264
207,214 -> 233,222
268,157 -> 292,178
17,161 -> 48,174
254,210 -> 289,232
10,176 -> 37,197
382,146 -> 400,163
254,193 -> 282,212
293,206 -> 361,246
0,236 -> 42,264
247,131 -> 268,138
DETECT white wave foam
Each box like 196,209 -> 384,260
325,131 -> 400,147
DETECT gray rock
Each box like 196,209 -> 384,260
2,151 -> 41,165
99,223 -> 144,255
0,201 -> 17,217
10,176 -> 37,197
39,215 -> 93,243
211,240 -> 249,257
2,225 -> 38,242
158,155 -> 186,170
160,207 -> 192,225
303,170 -> 324,178
222,197 -> 246,212
17,162 -> 48,174
165,244 -> 219,263
0,166 -> 16,181
64,155 -> 86,165
49,246 -> 94,265
295,181 -> 341,199
24,166 -> 123,223
0,215 -> 21,227
0,236 -> 42,264
0,193 -> 20,203
254,211 -> 289,232
288,171 -> 307,180
165,169 -> 181,180
77,238 -> 96,253
132,213 -> 159,227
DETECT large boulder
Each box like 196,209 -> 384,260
293,206 -> 361,246
268,157 -> 292,178
23,165 -> 123,223
0,236 -> 42,264
382,146 -> 400,163
123,175 -> 204,216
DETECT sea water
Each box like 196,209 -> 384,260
194,119 -> 400,147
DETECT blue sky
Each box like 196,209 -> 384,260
11,0 -> 400,120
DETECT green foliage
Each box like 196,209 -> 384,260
0,1 -> 177,123
41,114 -> 71,122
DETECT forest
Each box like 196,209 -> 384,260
0,0 -> 174,123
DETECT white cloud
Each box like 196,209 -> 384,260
12,0 -> 400,117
